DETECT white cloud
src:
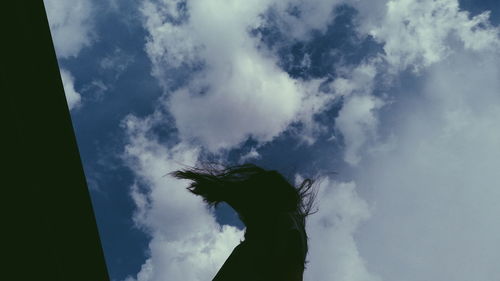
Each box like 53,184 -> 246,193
125,1 -> 362,280
328,0 -> 499,164
44,0 -> 96,110
238,147 -> 261,163
313,1 -> 500,280
167,55 -> 303,151
44,0 -> 95,58
141,0 -> 343,152
266,0 -> 345,41
304,180 -> 381,281
60,68 -> 82,110
126,1 -> 500,281
353,49 -> 500,281
338,1 -> 500,280
122,113 -> 244,281
353,0 -> 500,71
337,93 -> 384,166
331,62 -> 384,165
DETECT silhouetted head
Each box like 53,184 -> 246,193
172,164 -> 317,276
171,164 -> 317,227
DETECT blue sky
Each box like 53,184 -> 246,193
44,1 -> 500,281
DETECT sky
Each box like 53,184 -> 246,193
43,0 -> 500,281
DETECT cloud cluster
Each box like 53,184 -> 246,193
332,0 -> 499,164
122,113 -> 244,281
354,0 -> 499,71
346,1 -> 500,280
264,0 -> 345,40
141,0 -> 344,151
354,50 -> 500,281
123,0 -> 500,281
304,180 -> 380,281
122,2 -> 355,280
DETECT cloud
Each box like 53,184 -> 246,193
122,113 -> 244,281
264,0 -> 345,41
59,68 -> 82,110
124,1 -> 356,280
141,0 -> 341,152
341,1 -> 500,280
44,0 -> 96,111
125,1 -> 500,281
100,47 -> 135,80
122,107 -> 381,281
324,0 -> 500,165
44,0 -> 95,58
238,147 -> 261,163
353,0 -> 499,71
331,61 -> 384,165
353,49 -> 500,281
304,179 -> 381,281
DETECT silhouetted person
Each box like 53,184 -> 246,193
172,164 -> 317,281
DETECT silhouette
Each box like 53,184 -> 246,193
172,164 -> 317,281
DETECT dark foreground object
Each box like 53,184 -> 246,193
212,212 -> 307,281
174,165 -> 316,281
3,1 -> 110,280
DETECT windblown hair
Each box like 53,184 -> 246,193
171,163 -> 318,227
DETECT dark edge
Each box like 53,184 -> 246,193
2,1 -> 111,280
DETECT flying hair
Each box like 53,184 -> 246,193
171,163 -> 318,227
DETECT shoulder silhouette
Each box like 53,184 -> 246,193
172,164 -> 317,281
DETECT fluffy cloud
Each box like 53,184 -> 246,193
331,62 -> 384,165
59,68 -> 82,110
44,0 -> 95,58
141,0 -> 342,152
336,93 -> 383,165
354,0 -> 499,71
126,1 -> 500,281
265,0 -> 345,40
167,57 -> 303,151
122,106 -> 380,281
124,1 -> 356,280
330,0 -> 499,165
305,180 -> 381,281
344,1 -> 500,280
354,49 -> 500,281
122,113 -> 244,281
